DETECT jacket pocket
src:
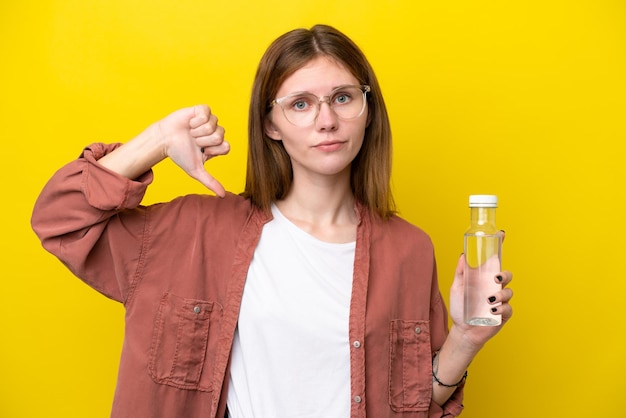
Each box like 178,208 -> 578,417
148,292 -> 218,392
388,319 -> 432,412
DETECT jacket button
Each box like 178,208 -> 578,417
414,326 -> 421,334
353,341 -> 361,348
353,395 -> 362,403
193,306 -> 201,314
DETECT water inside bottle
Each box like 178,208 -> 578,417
464,233 -> 502,326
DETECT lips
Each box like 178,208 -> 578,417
313,140 -> 346,151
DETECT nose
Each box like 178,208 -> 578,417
315,98 -> 338,130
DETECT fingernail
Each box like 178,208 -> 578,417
488,296 -> 497,303
496,275 -> 503,282
491,307 -> 498,313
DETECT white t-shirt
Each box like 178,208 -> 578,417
227,204 -> 355,418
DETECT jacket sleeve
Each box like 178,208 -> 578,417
31,143 -> 154,303
428,268 -> 465,417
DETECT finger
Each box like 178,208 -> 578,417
195,125 -> 226,149
189,105 -> 211,130
202,140 -> 230,160
450,254 -> 466,292
494,270 -> 513,286
188,166 -> 226,198
456,253 -> 465,274
455,253 -> 465,277
190,115 -> 219,139
488,287 -> 514,305
489,301 -> 513,320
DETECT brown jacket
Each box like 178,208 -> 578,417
31,143 -> 464,417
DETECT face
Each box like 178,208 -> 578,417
265,56 -> 368,182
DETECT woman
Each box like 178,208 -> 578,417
32,24 -> 513,418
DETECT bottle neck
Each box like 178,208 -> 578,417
469,207 -> 497,231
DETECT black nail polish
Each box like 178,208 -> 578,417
488,296 -> 497,303
491,307 -> 498,313
496,275 -> 503,282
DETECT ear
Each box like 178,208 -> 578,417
264,117 -> 282,141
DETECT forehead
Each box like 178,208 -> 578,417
276,56 -> 359,96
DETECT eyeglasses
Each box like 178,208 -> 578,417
271,84 -> 370,127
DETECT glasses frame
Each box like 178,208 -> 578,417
270,84 -> 371,127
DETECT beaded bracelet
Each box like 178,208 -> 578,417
432,351 -> 468,388
432,369 -> 468,388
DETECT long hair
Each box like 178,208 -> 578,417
243,24 -> 395,220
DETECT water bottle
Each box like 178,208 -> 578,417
464,195 -> 502,326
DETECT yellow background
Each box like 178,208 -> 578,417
1,1 -> 625,417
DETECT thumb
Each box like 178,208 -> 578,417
456,253 -> 465,276
452,253 -> 466,289
189,167 -> 226,198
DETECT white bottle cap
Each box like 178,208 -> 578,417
469,195 -> 498,208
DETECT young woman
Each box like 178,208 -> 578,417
32,24 -> 513,418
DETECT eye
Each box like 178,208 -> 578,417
288,95 -> 315,112
293,101 -> 308,110
333,92 -> 353,105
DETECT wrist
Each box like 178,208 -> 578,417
431,329 -> 476,406
98,123 -> 167,180
432,351 -> 468,388
447,325 -> 485,357
147,121 -> 170,162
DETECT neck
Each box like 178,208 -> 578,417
276,170 -> 358,243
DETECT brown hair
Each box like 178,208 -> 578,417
243,24 -> 395,219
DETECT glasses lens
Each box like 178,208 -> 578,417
281,93 -> 319,126
329,86 -> 366,120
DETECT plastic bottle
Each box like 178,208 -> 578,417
464,195 -> 502,326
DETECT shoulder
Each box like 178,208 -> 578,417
174,192 -> 252,212
147,192 -> 256,225
371,213 -> 434,251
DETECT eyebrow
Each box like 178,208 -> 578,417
280,84 -> 357,97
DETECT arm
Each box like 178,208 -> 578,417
432,254 -> 514,407
31,105 -> 230,301
31,142 -> 153,302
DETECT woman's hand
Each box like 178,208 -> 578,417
156,105 -> 230,197
448,252 -> 514,351
98,104 -> 230,197
432,233 -> 513,406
